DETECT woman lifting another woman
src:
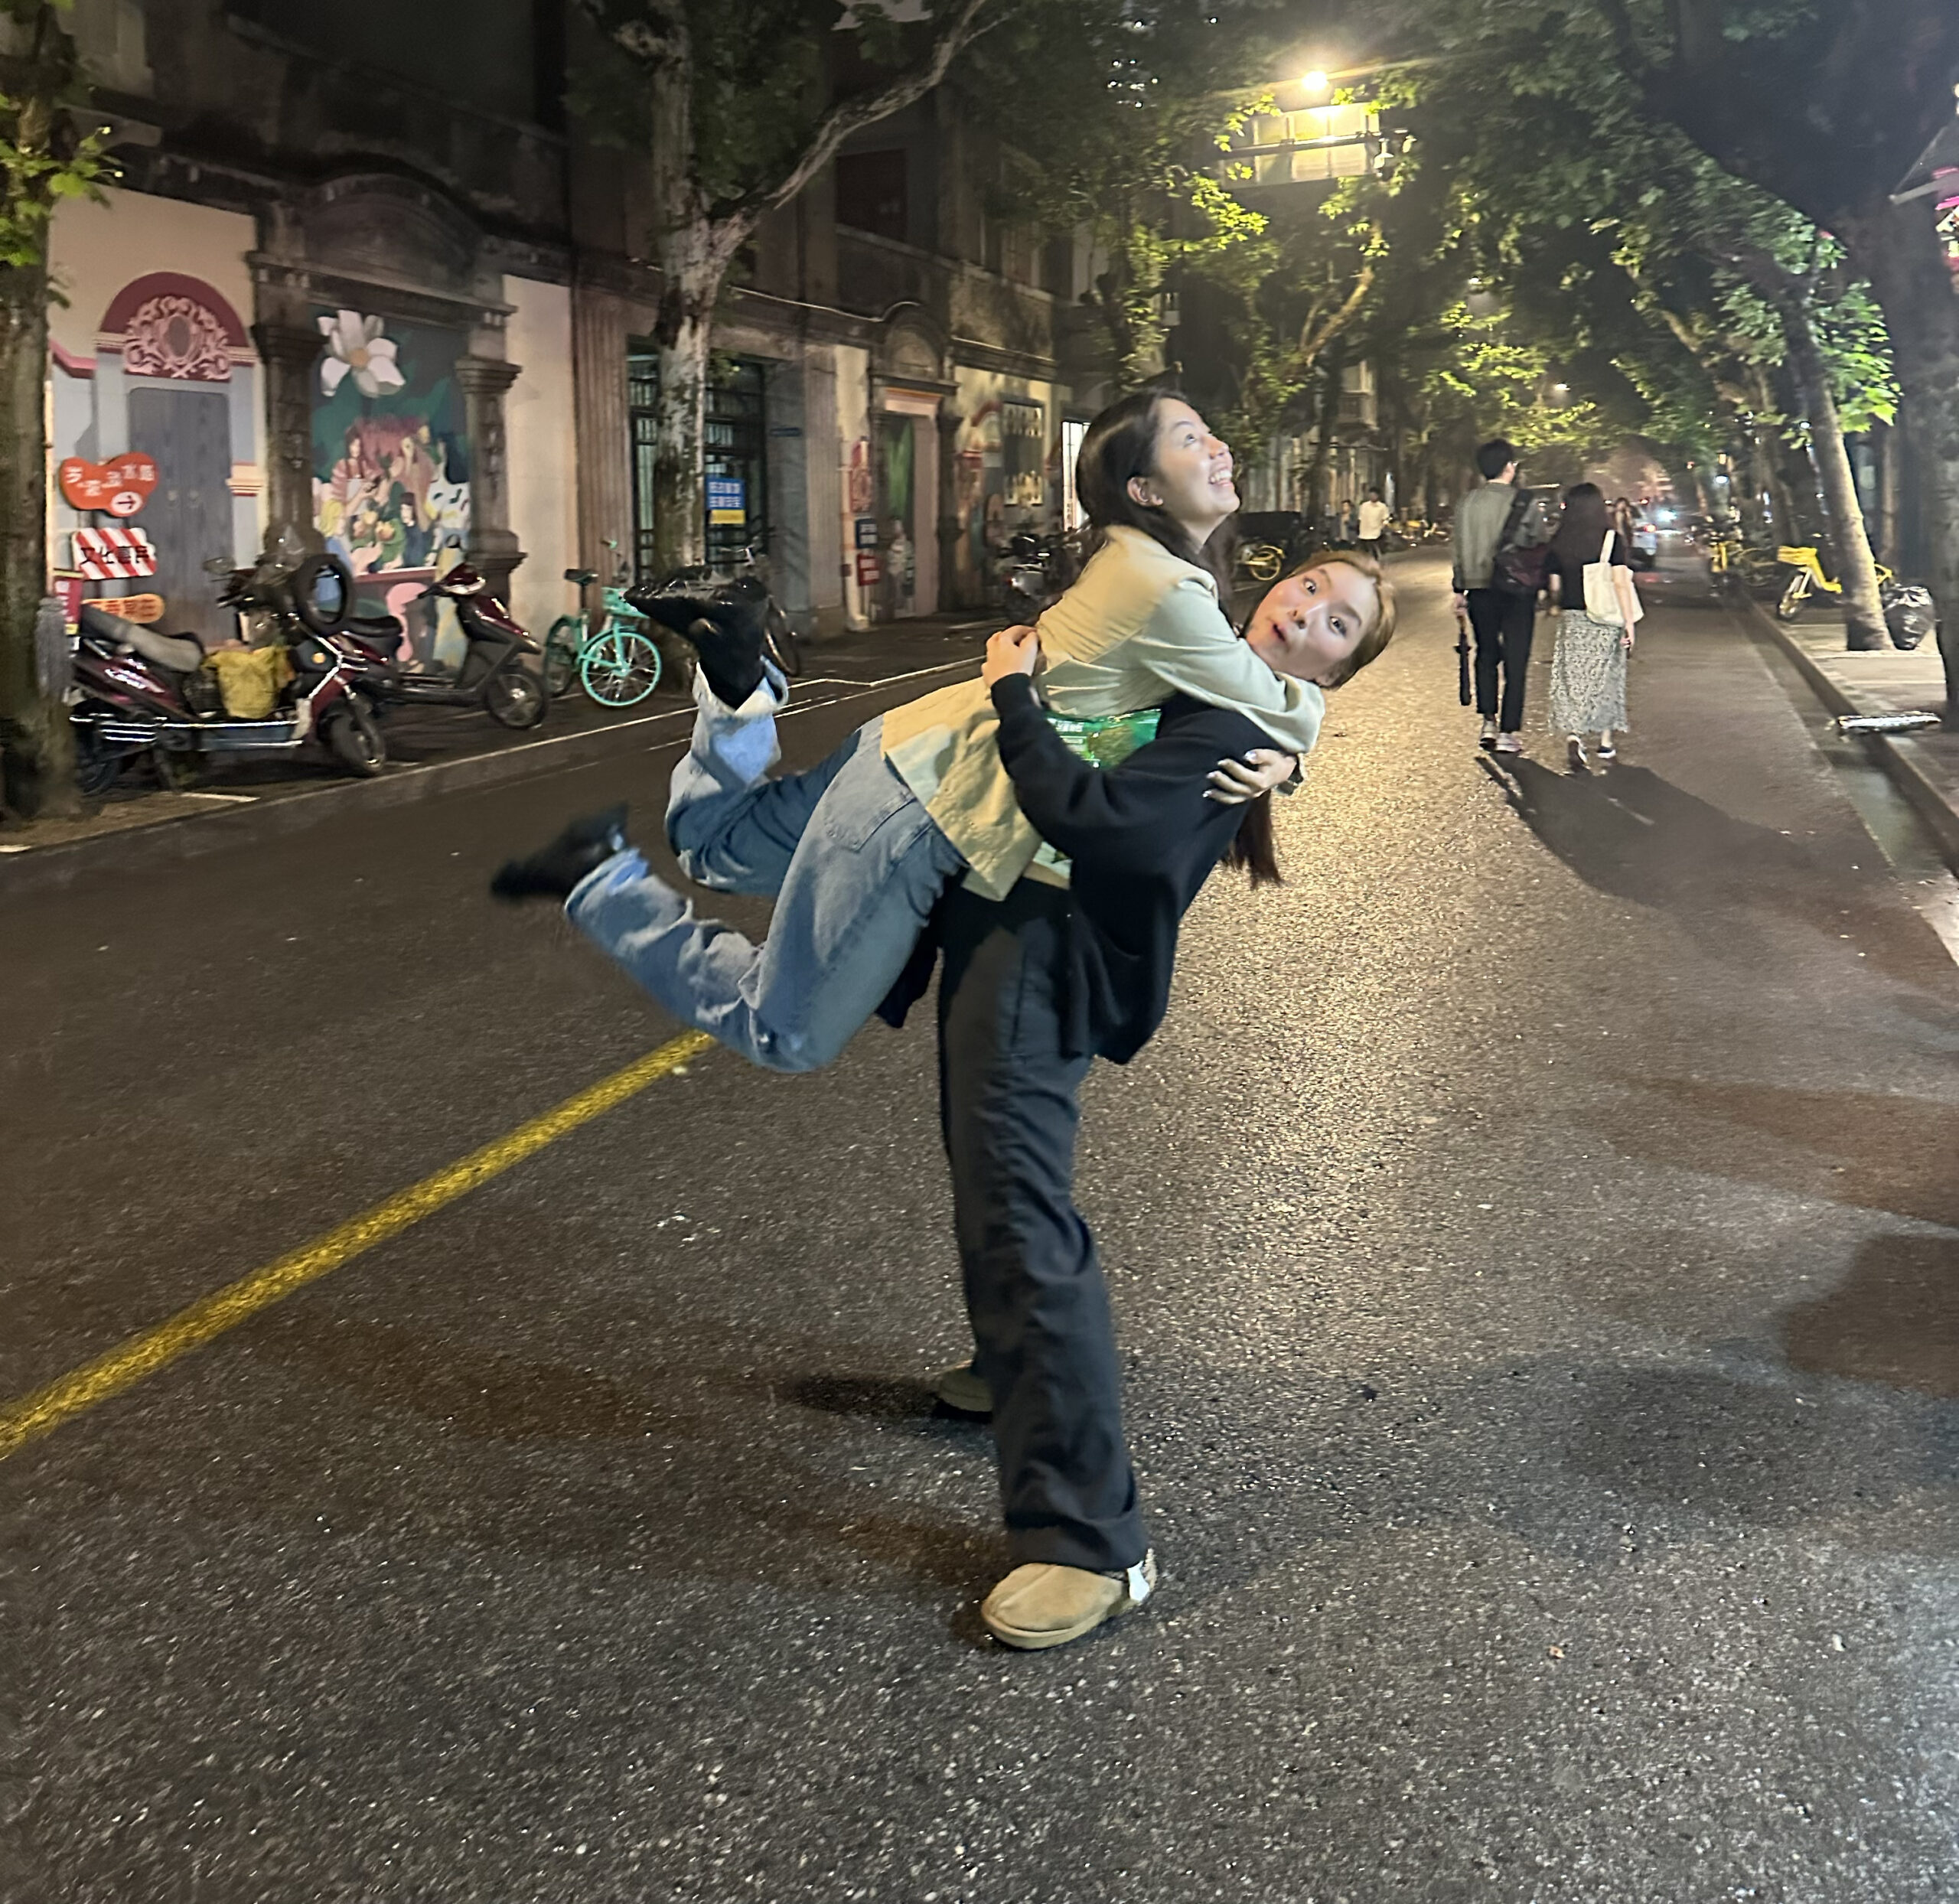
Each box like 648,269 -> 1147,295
494,390 -> 1397,1648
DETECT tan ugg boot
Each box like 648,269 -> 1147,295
981,1552 -> 1156,1650
932,1361 -> 994,1414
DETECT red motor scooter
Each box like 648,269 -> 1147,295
360,564 -> 547,729
70,548 -> 391,793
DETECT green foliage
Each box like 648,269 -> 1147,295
973,0 -> 1287,390
1389,3 -> 1899,488
0,1 -> 114,272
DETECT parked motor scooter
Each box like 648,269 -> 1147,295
1000,529 -> 1075,621
69,602 -> 390,794
363,564 -> 547,728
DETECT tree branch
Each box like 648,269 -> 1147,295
750,0 -> 994,221
1296,259 -> 1374,367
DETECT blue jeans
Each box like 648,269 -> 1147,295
566,670 -> 966,1072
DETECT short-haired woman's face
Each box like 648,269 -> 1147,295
1245,565 -> 1379,685
1130,398 -> 1237,535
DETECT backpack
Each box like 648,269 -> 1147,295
1491,487 -> 1550,597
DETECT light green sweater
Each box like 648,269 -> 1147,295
881,527 -> 1324,898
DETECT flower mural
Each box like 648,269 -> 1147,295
318,310 -> 407,399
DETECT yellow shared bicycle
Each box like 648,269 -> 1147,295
1775,543 -> 1893,621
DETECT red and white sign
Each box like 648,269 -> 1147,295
854,549 -> 881,588
70,525 -> 158,579
58,452 -> 158,517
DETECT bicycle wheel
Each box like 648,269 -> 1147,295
764,601 -> 803,678
579,624 -> 663,706
543,615 -> 585,697
1777,573 -> 1808,621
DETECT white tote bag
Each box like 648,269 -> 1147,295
1582,530 -> 1642,628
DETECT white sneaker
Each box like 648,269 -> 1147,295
1494,732 -> 1524,755
1478,719 -> 1498,750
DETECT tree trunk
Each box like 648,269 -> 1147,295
0,259 -> 77,819
1876,419 -> 1902,569
1779,298 -> 1886,648
1835,194 -> 1959,718
1303,347 -> 1344,529
647,227 -> 739,575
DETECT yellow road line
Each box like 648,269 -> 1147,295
0,1030 -> 715,1463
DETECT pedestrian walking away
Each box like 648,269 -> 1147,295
1356,487 -> 1390,560
494,390 -> 1338,1074
1452,438 -> 1553,752
1543,482 -> 1643,771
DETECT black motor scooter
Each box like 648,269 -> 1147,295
362,565 -> 547,729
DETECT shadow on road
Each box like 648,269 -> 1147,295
1482,755 -> 1949,989
1599,1075 -> 1959,1231
1782,1231 -> 1959,1399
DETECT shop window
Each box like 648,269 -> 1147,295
628,350 -> 771,577
1001,399 -> 1045,510
836,150 -> 909,245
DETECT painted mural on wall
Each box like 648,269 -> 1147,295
311,308 -> 471,584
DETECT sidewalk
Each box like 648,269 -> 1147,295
1748,597 -> 1959,870
0,615 -> 991,897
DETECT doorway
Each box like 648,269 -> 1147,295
875,394 -> 939,618
127,383 -> 233,641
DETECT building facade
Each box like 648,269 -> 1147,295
44,0 -> 1109,653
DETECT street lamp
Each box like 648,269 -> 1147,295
1299,69 -> 1330,96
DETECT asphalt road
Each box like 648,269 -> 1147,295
3,558 -> 1955,1903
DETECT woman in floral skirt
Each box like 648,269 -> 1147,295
1543,483 -> 1640,771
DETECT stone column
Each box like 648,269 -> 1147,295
455,355 -> 526,602
251,321 -> 325,551
936,398 -> 961,614
571,285 -> 634,572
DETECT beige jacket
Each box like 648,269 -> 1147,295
881,527 -> 1325,898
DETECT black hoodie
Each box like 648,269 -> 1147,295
878,673 -> 1270,1062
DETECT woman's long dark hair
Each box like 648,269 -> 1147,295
1548,481 -> 1612,564
1073,387 -> 1238,596
1223,795 -> 1281,886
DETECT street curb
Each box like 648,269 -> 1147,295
1744,596 -> 1959,873
0,700 -> 696,901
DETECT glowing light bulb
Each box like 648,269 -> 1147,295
1300,69 -> 1329,95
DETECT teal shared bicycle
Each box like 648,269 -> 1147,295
542,543 -> 664,706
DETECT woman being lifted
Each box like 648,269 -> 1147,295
493,391 -> 1375,1070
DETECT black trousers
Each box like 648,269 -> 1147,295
935,881 -> 1145,1574
1467,587 -> 1537,731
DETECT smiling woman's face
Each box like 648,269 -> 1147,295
1244,565 -> 1380,684
1130,398 -> 1237,540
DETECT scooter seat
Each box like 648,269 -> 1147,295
124,625 -> 207,673
563,567 -> 599,586
345,614 -> 404,637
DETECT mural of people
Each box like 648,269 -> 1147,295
311,309 -> 471,585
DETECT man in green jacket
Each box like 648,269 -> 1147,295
1451,439 -> 1553,753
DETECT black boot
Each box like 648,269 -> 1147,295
629,585 -> 769,706
490,804 -> 630,902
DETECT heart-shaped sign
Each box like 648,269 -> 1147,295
59,452 -> 159,517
